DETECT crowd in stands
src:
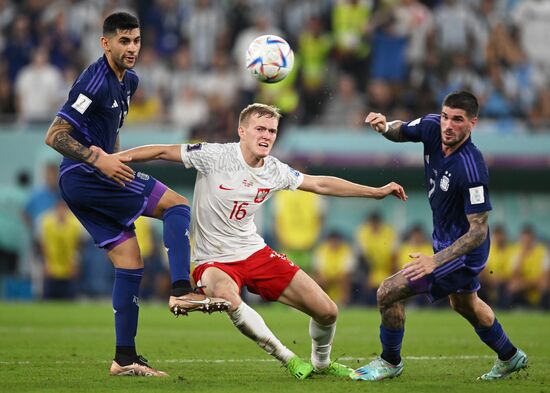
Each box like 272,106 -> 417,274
1,0 -> 550,135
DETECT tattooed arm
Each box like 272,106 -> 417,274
364,112 -> 410,142
45,116 -> 134,185
45,116 -> 100,165
402,211 -> 489,281
433,212 -> 489,266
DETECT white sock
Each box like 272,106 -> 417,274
228,302 -> 295,364
309,318 -> 336,370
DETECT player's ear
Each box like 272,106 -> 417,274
100,36 -> 110,52
237,126 -> 245,138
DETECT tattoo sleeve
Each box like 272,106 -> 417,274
45,116 -> 99,165
433,211 -> 489,266
382,121 -> 410,142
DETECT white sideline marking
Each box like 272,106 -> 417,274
0,355 -> 495,365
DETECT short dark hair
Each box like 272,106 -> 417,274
103,12 -> 139,36
442,90 -> 479,119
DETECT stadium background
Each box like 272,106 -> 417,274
0,0 -> 549,310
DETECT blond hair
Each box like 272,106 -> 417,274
239,103 -> 281,127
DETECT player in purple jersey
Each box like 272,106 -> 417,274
44,12 -> 229,377
352,91 -> 527,381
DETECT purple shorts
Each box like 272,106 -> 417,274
59,164 -> 167,248
408,265 -> 481,302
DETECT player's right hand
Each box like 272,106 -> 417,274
90,145 -> 134,186
365,112 -> 387,134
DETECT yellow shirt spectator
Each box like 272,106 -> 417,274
39,203 -> 82,279
508,227 -> 550,306
134,216 -> 155,259
511,243 -> 550,305
356,215 -> 395,288
332,0 -> 371,57
313,232 -> 355,305
485,243 -> 516,281
299,20 -> 333,90
273,189 -> 324,272
273,190 -> 323,250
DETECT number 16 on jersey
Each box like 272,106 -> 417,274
230,201 -> 249,220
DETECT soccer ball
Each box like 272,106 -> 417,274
246,35 -> 294,83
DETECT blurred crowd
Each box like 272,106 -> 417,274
1,163 -> 548,310
1,0 -> 550,136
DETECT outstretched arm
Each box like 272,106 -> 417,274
298,174 -> 407,201
365,112 -> 410,142
45,116 -> 134,186
403,211 -> 489,280
117,144 -> 183,163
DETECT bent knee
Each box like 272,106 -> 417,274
152,190 -> 190,218
162,189 -> 189,208
315,299 -> 338,325
170,194 -> 189,207
376,280 -> 393,307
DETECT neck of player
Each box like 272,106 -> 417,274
239,143 -> 264,168
106,55 -> 126,81
442,135 -> 470,157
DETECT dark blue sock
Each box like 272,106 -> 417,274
112,268 -> 143,348
475,319 -> 516,360
163,205 -> 193,296
380,325 -> 404,365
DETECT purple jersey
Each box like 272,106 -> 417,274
57,55 -> 138,173
401,114 -> 491,274
55,56 -> 167,248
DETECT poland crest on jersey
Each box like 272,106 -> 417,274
254,188 -> 271,203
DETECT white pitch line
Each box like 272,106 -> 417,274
0,355 -> 496,366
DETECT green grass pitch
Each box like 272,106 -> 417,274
0,302 -> 548,393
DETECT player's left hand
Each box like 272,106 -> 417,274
378,182 -> 408,201
89,145 -> 134,186
402,253 -> 437,281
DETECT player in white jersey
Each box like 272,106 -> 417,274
113,103 -> 407,379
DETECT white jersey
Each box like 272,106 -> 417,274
180,142 -> 304,264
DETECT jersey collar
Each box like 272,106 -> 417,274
102,54 -> 126,82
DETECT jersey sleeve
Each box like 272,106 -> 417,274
57,72 -> 106,137
180,142 -> 221,174
401,114 -> 441,144
274,160 -> 304,191
460,151 -> 492,215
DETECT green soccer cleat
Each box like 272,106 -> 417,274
351,356 -> 404,381
478,349 -> 528,380
314,361 -> 354,377
286,356 -> 314,380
